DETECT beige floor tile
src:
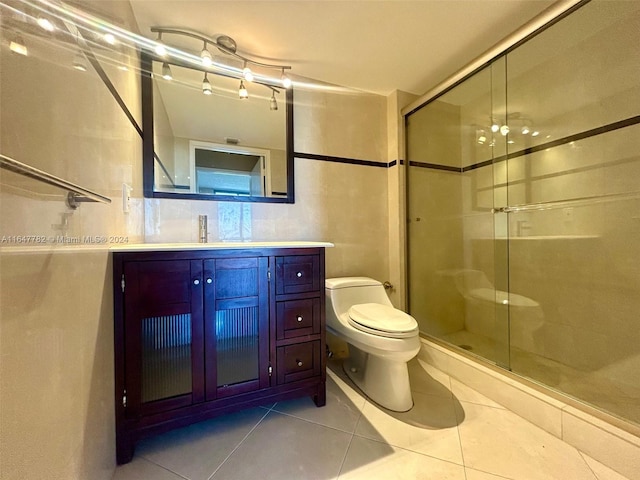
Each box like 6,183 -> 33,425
580,452 -> 632,480
272,370 -> 365,433
456,401 -> 598,480
339,436 -> 465,480
354,391 -> 463,464
112,457 -> 185,480
408,357 -> 454,398
210,410 -> 351,480
465,468 -> 515,480
134,408 -> 268,480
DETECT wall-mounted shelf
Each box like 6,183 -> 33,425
0,153 -> 111,208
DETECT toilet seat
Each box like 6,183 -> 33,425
347,303 -> 419,339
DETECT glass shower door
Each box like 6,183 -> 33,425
502,0 -> 640,424
406,59 -> 511,367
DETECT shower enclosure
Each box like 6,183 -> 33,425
405,0 -> 640,428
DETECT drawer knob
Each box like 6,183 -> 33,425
296,315 -> 303,322
296,271 -> 302,277
297,360 -> 303,367
193,279 -> 200,285
206,278 -> 212,284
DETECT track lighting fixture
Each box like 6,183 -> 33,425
238,80 -> 248,99
500,125 -> 510,136
149,27 -> 292,89
270,91 -> 278,111
9,33 -> 28,56
162,62 -> 173,80
200,41 -> 212,66
202,73 -> 212,95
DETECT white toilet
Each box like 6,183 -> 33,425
325,277 -> 421,412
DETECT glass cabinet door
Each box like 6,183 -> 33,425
124,260 -> 205,417
204,256 -> 270,400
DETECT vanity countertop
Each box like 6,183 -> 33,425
110,241 -> 334,252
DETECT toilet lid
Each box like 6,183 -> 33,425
347,303 -> 418,338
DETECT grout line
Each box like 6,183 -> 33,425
266,407 -> 363,436
335,431 -> 356,479
578,451 -> 602,480
465,466 -> 516,480
348,431 -> 467,470
135,456 -> 190,480
336,406 -> 366,478
206,408 -> 271,480
453,383 -> 469,478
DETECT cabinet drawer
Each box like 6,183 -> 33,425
276,298 -> 321,340
276,255 -> 320,295
276,341 -> 321,384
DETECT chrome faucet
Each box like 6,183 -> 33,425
198,215 -> 208,243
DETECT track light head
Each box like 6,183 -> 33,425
202,73 -> 212,95
154,32 -> 167,56
37,17 -> 55,32
162,62 -> 173,80
103,33 -> 117,45
281,70 -> 292,88
239,80 -> 248,99
201,42 -> 212,66
270,91 -> 278,111
242,62 -> 254,82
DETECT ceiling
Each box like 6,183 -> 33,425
129,0 -> 555,97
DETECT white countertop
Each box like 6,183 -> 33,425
109,241 -> 334,252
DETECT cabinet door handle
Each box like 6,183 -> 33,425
296,360 -> 303,367
193,279 -> 200,285
206,278 -> 212,284
296,271 -> 302,277
296,315 -> 303,322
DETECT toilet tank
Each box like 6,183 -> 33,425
325,277 -> 392,316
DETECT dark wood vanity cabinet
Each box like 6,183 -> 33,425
113,247 -> 326,464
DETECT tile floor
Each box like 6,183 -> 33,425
112,358 -> 630,480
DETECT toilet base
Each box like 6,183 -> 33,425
343,346 -> 414,412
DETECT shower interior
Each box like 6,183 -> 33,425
406,0 -> 640,428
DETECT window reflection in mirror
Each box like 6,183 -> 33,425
142,52 -> 294,203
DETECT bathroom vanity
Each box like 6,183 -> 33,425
112,242 -> 331,464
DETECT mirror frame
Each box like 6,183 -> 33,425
141,51 -> 295,203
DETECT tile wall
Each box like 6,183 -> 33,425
0,5 -> 404,480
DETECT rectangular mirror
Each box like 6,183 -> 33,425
141,52 -> 294,202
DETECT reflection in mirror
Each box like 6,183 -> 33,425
142,53 -> 294,203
